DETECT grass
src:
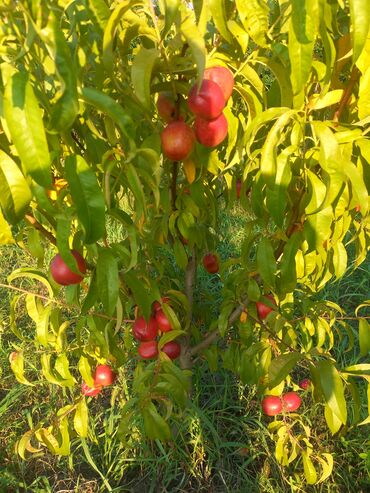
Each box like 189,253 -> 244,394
0,205 -> 369,492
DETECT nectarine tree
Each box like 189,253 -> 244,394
1,0 -> 370,486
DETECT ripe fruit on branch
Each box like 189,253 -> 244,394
256,294 -> 276,320
157,92 -> 176,122
138,340 -> 158,359
261,395 -> 282,416
282,392 -> 302,412
50,249 -> 86,286
188,79 -> 225,120
299,378 -> 311,390
161,121 -> 195,161
132,316 -> 158,341
94,365 -> 116,387
203,253 -> 219,274
162,341 -> 181,360
155,309 -> 172,332
81,382 -> 102,397
204,66 -> 234,101
194,113 -> 228,148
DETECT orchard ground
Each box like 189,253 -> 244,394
0,204 -> 369,493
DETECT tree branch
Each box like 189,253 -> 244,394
171,161 -> 179,210
179,250 -> 197,370
190,299 -> 247,356
25,214 -> 57,246
333,65 -> 360,123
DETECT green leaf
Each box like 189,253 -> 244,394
358,67 -> 370,119
41,354 -> 69,386
8,268 -> 54,298
3,70 -> 51,187
235,0 -> 268,47
317,453 -> 334,483
65,155 -> 105,244
0,150 -> 32,224
10,351 -> 34,386
96,247 -> 119,316
278,232 -> 302,295
103,0 -> 144,74
317,360 -> 347,426
180,8 -> 206,83
158,330 -> 185,350
302,450 -> 318,485
349,0 -> 370,65
209,0 -> 232,43
256,238 -> 277,289
173,239 -> 188,269
88,0 -> 111,29
131,47 -> 159,108
125,162 -> 145,220
162,0 -> 180,37
80,87 -> 134,141
260,110 -> 295,188
288,12 -> 314,107
142,401 -> 171,441
74,398 -> 88,438
0,209 -> 14,244
268,352 -> 303,388
54,353 -> 75,386
40,12 -> 78,131
78,355 -> 95,387
124,271 -> 152,320
324,403 -> 342,434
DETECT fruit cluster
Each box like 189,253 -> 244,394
132,298 -> 181,360
160,66 -> 234,161
82,364 -> 116,397
261,380 -> 311,416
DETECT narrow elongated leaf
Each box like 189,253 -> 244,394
236,0 -> 268,47
74,398 -> 88,437
96,247 -> 119,316
103,0 -> 144,73
288,15 -> 314,107
80,87 -> 134,140
88,0 -> 111,29
302,450 -> 318,485
3,70 -> 51,186
256,238 -> 277,289
359,318 -> 370,357
0,209 -> 14,244
163,0 -> 180,37
317,360 -> 347,425
78,355 -> 95,387
131,47 -> 159,108
260,110 -> 295,188
180,8 -> 206,82
209,0 -> 232,43
8,268 -> 54,298
40,12 -> 78,131
349,0 -> 370,64
0,150 -> 31,224
10,351 -> 34,386
54,353 -> 75,386
142,401 -> 171,441
268,352 -> 303,388
65,155 -> 105,244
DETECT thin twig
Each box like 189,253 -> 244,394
333,65 -> 360,123
25,214 -> 57,246
0,282 -> 133,324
